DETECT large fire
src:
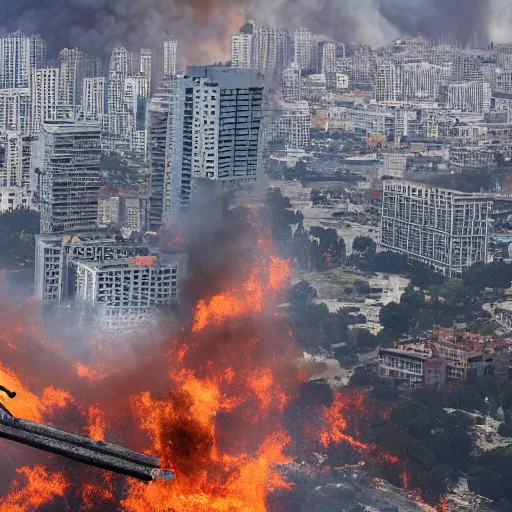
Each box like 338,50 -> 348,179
0,231 -> 302,511
0,225 -> 445,511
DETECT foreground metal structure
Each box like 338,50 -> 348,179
0,386 -> 175,482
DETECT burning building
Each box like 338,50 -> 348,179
34,231 -> 187,333
74,253 -> 186,332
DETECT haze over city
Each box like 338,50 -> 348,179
2,1 -> 512,511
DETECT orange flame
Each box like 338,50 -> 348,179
0,466 -> 68,512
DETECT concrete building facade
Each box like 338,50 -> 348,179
31,122 -> 102,233
169,67 -> 264,210
381,180 -> 492,277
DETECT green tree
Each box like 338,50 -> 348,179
352,235 -> 377,256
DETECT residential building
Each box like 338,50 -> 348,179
146,81 -> 172,231
320,41 -> 337,74
59,47 -> 102,111
380,180 -> 492,277
31,122 -> 102,233
82,77 -> 105,121
163,34 -> 178,78
109,47 -> 134,76
446,82 -> 492,113
231,33 -> 253,69
140,48 -> 153,87
379,347 -> 430,387
282,62 -> 301,102
34,232 -> 149,301
0,88 -> 32,135
169,67 -> 264,210
272,99 -> 311,149
0,31 -> 32,89
31,68 -> 60,132
294,28 -> 312,73
74,252 -> 187,332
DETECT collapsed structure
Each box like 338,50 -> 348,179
35,232 -> 187,332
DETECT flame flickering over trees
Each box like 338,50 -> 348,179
0,215 -> 451,511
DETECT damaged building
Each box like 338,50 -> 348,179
34,232 -> 186,333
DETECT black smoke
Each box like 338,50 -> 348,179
0,0 -> 497,66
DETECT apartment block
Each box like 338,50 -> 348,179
272,99 -> 311,149
31,122 -> 102,233
74,253 -> 187,332
381,180 -> 492,276
170,66 -> 264,210
34,232 -> 149,301
231,33 -> 253,69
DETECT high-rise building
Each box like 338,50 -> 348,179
0,88 -> 32,135
320,41 -> 337,74
59,48 -> 102,110
74,252 -> 187,332
401,62 -> 450,101
163,34 -> 178,78
31,68 -> 60,132
375,60 -> 401,102
294,28 -> 312,73
0,131 -> 23,188
231,33 -> 253,69
169,66 -> 264,210
31,122 -> 102,233
0,31 -> 31,89
34,232 -> 149,301
140,48 -> 153,86
272,99 -> 311,149
251,25 -> 290,79
380,180 -> 492,277
146,81 -> 172,230
446,82 -> 492,113
83,77 -> 105,121
106,70 -> 125,134
451,53 -> 482,83
109,47 -> 134,75
29,35 -> 47,72
282,62 -> 301,102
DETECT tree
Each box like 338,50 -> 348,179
288,281 -> 317,309
352,236 -> 377,256
379,302 -> 410,334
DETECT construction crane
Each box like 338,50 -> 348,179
0,385 -> 175,482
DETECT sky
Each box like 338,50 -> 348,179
0,0 -> 508,64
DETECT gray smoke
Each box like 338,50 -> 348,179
0,0 -> 499,65
377,0 -> 489,44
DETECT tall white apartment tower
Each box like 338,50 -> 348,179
59,48 -> 102,111
294,28 -> 312,73
140,48 -> 152,86
163,34 -> 178,78
169,67 -> 264,210
31,122 -> 102,233
0,31 -> 31,89
0,131 -> 23,187
321,42 -> 337,74
83,77 -> 105,121
231,33 -> 253,69
282,62 -> 301,102
29,35 -> 47,71
31,68 -> 60,132
447,82 -> 492,113
109,47 -> 134,75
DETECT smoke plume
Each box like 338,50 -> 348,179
0,0 -> 501,66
